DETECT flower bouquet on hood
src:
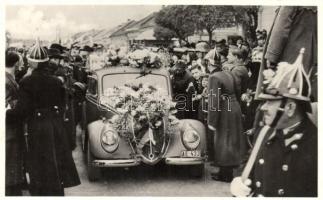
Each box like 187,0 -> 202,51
101,82 -> 179,140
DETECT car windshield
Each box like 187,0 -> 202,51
102,73 -> 169,95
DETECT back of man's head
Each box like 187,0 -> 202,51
6,51 -> 20,68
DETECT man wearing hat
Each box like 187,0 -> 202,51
171,61 -> 196,120
207,49 -> 247,182
230,48 -> 317,197
6,40 -> 80,196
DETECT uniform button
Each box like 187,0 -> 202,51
278,189 -> 284,196
56,110 -> 59,114
256,181 -> 261,188
282,164 -> 288,171
65,118 -> 69,122
37,112 -> 41,116
54,105 -> 58,109
259,158 -> 265,165
291,144 -> 298,150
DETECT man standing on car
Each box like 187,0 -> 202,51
6,40 -> 80,196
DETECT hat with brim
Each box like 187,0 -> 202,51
48,48 -> 63,59
80,45 -> 94,52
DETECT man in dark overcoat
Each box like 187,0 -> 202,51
231,49 -> 317,197
5,51 -> 24,196
6,41 -> 80,196
206,49 -> 247,182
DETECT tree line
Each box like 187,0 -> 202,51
153,5 -> 259,45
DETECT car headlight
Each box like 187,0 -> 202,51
182,129 -> 200,150
101,129 -> 119,153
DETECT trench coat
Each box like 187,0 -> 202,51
256,6 -> 317,101
250,118 -> 317,197
5,72 -> 24,187
207,71 -> 247,166
6,67 -> 80,194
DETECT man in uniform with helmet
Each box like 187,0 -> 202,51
230,48 -> 317,197
6,40 -> 80,196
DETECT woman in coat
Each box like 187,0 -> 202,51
6,41 -> 80,196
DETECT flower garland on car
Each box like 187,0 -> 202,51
101,82 -> 179,141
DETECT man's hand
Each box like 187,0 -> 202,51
266,60 -> 277,69
230,177 -> 252,197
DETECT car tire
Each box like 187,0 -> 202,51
87,140 -> 101,182
188,164 -> 204,178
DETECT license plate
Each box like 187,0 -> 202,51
181,150 -> 201,158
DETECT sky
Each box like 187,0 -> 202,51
6,5 -> 162,40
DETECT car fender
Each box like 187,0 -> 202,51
164,119 -> 206,158
88,120 -> 135,159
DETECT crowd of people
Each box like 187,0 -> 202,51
5,6 -> 317,197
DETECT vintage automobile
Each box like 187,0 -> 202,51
80,65 -> 206,181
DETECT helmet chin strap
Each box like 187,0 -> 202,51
270,98 -> 287,128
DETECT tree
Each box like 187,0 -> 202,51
154,5 -> 195,45
189,6 -> 237,44
232,6 -> 260,44
153,25 -> 176,41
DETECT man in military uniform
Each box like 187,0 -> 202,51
230,49 -> 317,197
255,6 -> 317,102
6,40 -> 80,196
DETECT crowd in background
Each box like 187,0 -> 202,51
5,6 -> 318,197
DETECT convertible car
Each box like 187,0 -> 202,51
80,65 -> 206,181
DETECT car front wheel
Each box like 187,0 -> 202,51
87,140 -> 101,181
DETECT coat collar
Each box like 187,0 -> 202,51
266,119 -> 309,147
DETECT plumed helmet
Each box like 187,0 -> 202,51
195,42 -> 209,53
204,49 -> 221,66
27,39 -> 49,63
259,48 -> 311,102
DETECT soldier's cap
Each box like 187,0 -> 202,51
258,48 -> 312,110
